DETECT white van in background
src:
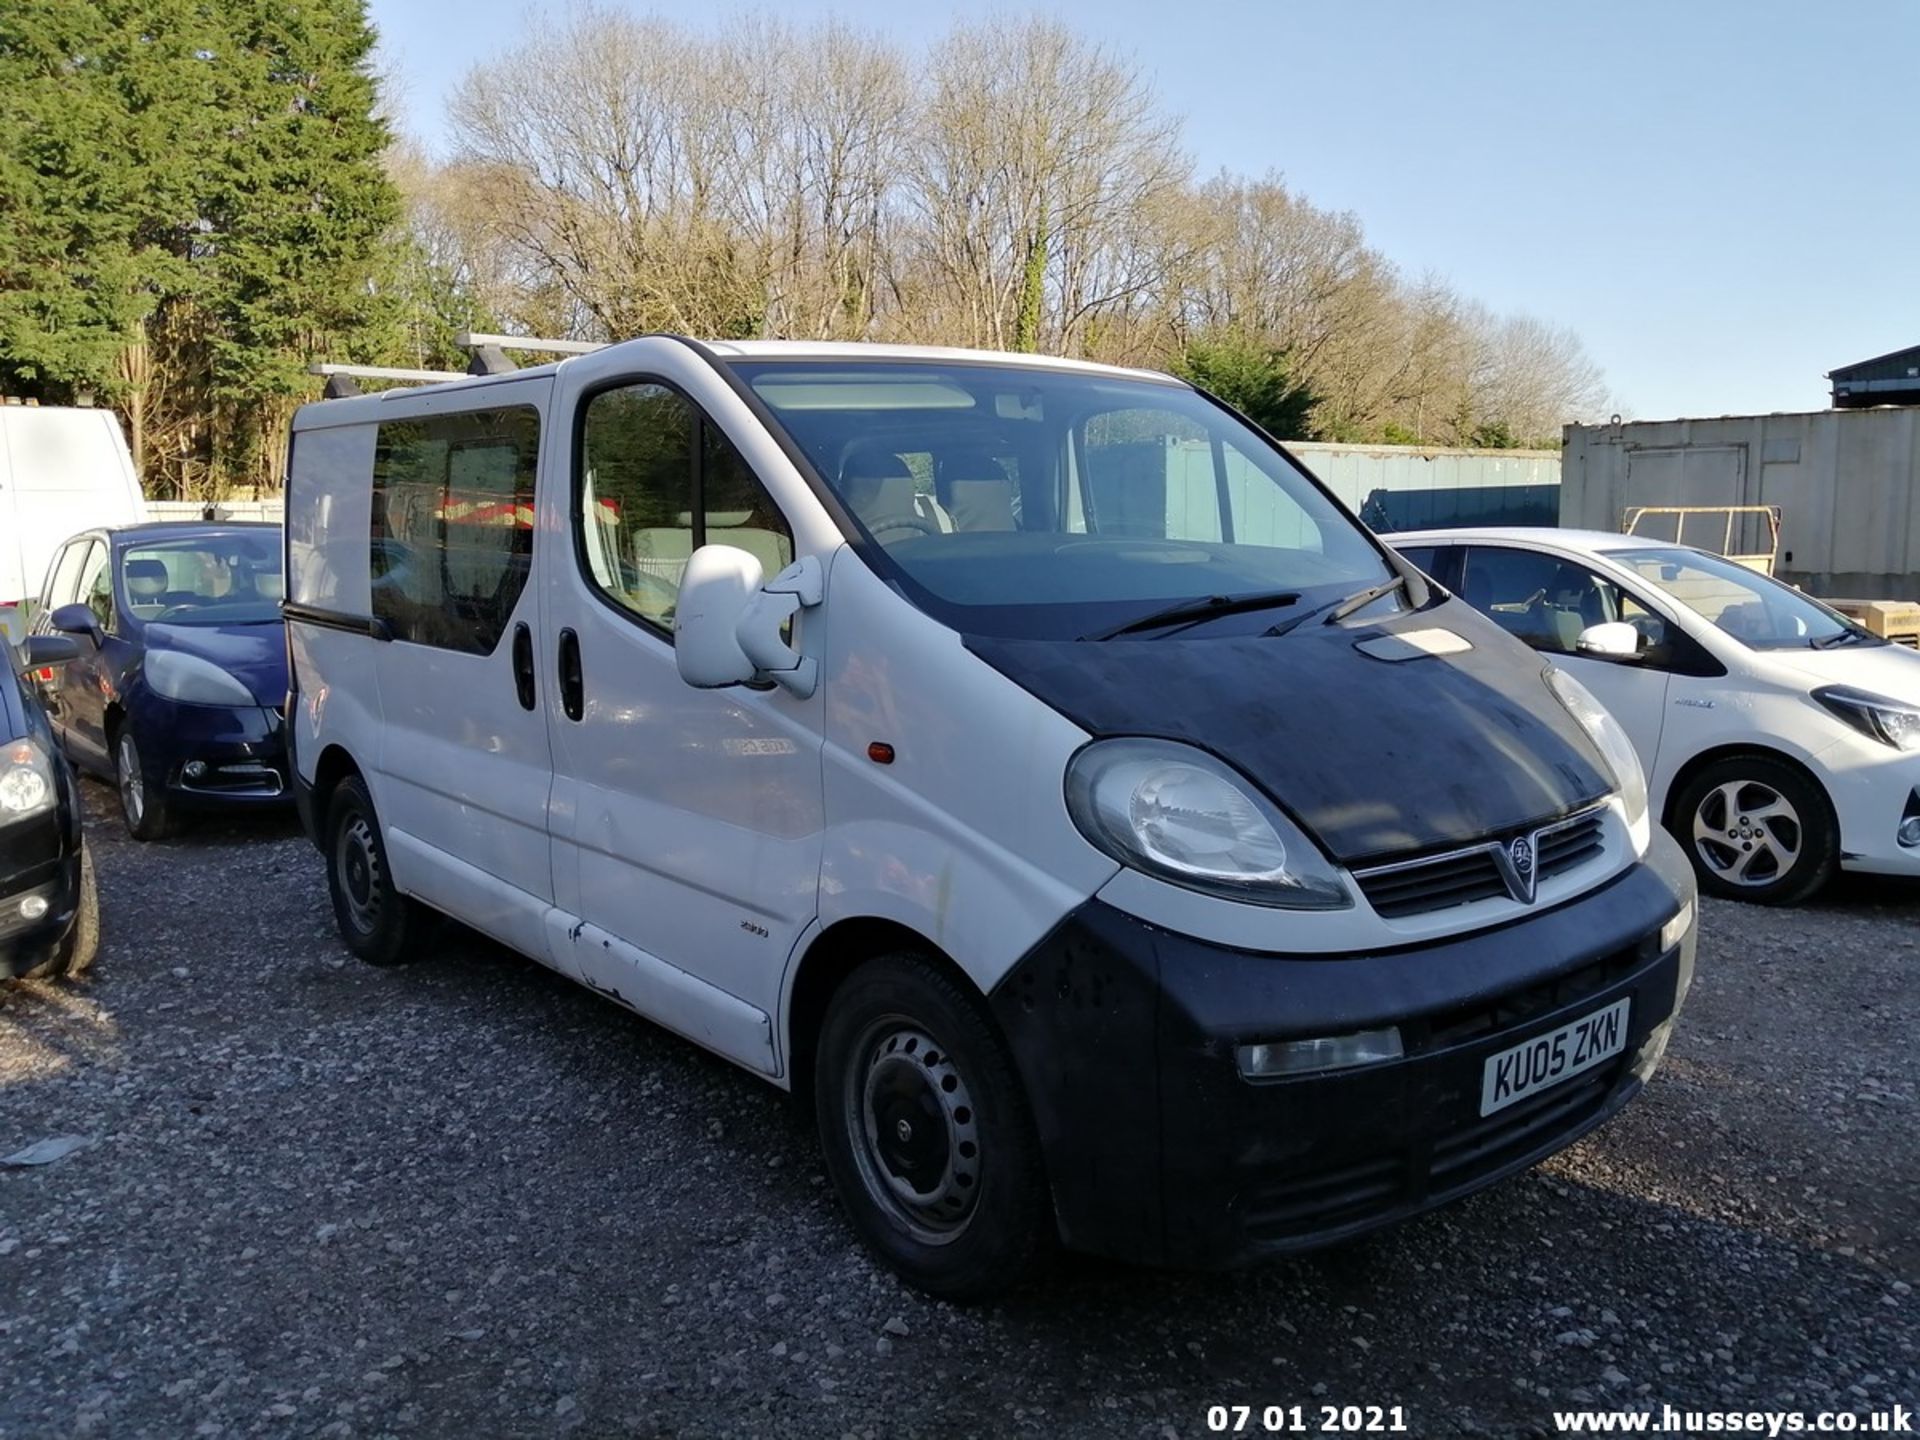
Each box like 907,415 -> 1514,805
0,406 -> 147,643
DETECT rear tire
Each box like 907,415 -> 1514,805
1671,755 -> 1836,905
813,952 -> 1051,1300
113,728 -> 171,842
325,776 -> 426,966
23,842 -> 101,980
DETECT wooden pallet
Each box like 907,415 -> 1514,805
1824,598 -> 1920,647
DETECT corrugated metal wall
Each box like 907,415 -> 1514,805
1285,441 -> 1561,532
1561,408 -> 1920,600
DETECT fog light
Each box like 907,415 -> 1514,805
1237,1027 -> 1403,1080
183,760 -> 209,780
1899,816 -> 1920,848
1659,899 -> 1695,952
18,895 -> 49,921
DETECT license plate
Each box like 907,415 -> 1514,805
1479,997 -> 1630,1116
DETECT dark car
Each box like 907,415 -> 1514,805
32,522 -> 291,840
2,634 -> 99,979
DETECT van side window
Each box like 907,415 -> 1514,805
577,383 -> 792,634
371,407 -> 540,655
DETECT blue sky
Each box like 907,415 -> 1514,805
368,0 -> 1916,422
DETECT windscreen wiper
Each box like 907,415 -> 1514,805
1811,627 -> 1877,649
1264,573 -> 1408,638
1080,589 -> 1302,642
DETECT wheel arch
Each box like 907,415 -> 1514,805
1661,742 -> 1836,835
309,743 -> 365,829
781,917 -> 985,1102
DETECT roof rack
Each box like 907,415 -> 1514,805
308,362 -> 467,399
309,333 -> 614,398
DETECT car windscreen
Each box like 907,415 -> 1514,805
727,360 -> 1393,640
121,533 -> 284,627
1613,546 -> 1870,650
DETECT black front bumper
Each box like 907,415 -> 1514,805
990,832 -> 1697,1268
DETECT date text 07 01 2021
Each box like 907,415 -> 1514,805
1206,1404 -> 1411,1434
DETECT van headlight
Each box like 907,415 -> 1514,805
0,738 -> 58,825
146,650 -> 255,706
1545,666 -> 1649,837
1065,738 -> 1351,909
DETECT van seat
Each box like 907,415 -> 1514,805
937,448 -> 1017,532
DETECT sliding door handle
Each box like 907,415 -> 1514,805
557,628 -> 584,722
510,623 -> 536,710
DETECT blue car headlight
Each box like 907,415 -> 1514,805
146,650 -> 255,706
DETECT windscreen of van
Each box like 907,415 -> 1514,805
729,361 -> 1392,640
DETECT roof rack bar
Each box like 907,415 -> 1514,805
457,332 -> 609,356
309,363 -> 468,382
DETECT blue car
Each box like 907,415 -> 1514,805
30,522 -> 290,840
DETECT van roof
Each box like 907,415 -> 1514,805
293,337 -> 1178,430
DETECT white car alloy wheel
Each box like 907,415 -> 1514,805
1691,778 -> 1801,888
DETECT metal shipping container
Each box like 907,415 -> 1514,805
1285,441 -> 1561,532
1561,408 -> 1920,601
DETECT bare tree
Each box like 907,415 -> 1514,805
415,8 -> 1606,446
900,17 -> 1187,353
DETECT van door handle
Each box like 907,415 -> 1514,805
556,628 -> 583,721
511,622 -> 536,710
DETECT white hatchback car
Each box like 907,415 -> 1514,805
1392,527 -> 1920,904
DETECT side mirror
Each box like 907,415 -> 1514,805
1576,621 -> 1641,661
21,634 -> 81,669
673,547 -> 824,698
49,603 -> 102,645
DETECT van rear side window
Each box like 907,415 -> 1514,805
371,407 -> 540,655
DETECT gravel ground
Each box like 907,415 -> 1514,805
1,786 -> 1915,1439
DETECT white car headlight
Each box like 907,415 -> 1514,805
1813,685 -> 1920,752
146,649 -> 255,706
1545,665 -> 1649,839
0,738 -> 57,825
1065,738 -> 1351,909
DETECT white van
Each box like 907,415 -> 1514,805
284,338 -> 1697,1297
0,406 -> 147,642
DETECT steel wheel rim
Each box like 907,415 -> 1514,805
117,734 -> 144,826
335,814 -> 383,935
1692,779 -> 1801,887
842,1018 -> 981,1245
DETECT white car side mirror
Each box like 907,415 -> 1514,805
673,546 -> 823,698
1576,621 -> 1641,661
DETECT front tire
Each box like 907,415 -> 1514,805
1671,755 -> 1836,905
113,729 -> 171,841
813,953 -> 1051,1300
325,776 -> 426,966
23,842 -> 101,980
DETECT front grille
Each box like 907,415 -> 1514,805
1353,804 -> 1609,919
1430,1069 -> 1616,1184
1240,1063 -> 1626,1246
1420,944 -> 1642,1050
1537,810 -> 1604,878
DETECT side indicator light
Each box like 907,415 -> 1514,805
867,742 -> 895,765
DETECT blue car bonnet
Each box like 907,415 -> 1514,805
146,622 -> 288,708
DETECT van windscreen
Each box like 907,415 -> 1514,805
729,360 -> 1392,640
